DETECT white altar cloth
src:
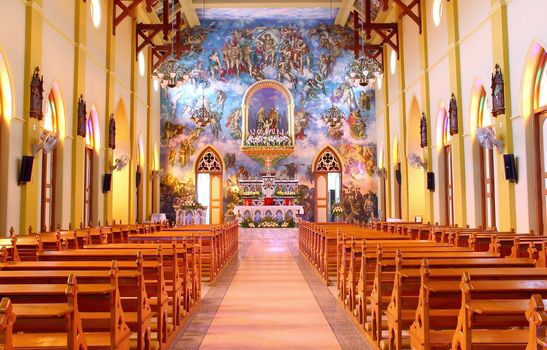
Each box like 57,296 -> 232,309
233,205 -> 304,223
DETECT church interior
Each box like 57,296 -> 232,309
0,0 -> 546,349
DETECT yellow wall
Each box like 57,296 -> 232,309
0,0 -> 160,234
376,0 -> 547,232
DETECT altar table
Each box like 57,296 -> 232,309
233,205 -> 304,223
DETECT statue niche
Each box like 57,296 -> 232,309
241,80 -> 295,165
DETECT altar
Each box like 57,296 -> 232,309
233,205 -> 304,223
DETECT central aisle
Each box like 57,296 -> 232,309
172,228 -> 369,350
200,229 -> 341,349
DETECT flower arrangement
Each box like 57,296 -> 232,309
242,190 -> 261,198
173,197 -> 206,210
181,200 -> 206,210
239,217 -> 298,228
258,217 -> 279,228
275,190 -> 297,197
244,128 -> 292,147
240,217 -> 256,228
281,218 -> 297,228
331,202 -> 345,217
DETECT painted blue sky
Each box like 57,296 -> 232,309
196,8 -> 339,21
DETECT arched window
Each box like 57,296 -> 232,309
392,138 -> 401,219
195,147 -> 223,224
478,88 -> 496,229
136,133 -> 145,223
313,147 -> 342,222
442,110 -> 454,225
534,49 -> 547,234
84,113 -> 95,227
40,90 -> 59,231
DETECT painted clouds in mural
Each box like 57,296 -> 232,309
160,17 -> 378,223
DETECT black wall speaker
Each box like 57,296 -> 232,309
18,156 -> 34,185
136,170 -> 142,188
427,172 -> 435,191
103,173 -> 112,193
395,169 -> 401,185
503,154 -> 518,183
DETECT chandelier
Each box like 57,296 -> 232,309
150,0 -> 188,89
152,57 -> 188,89
320,104 -> 345,125
346,55 -> 383,87
190,101 -> 217,128
190,0 -> 215,128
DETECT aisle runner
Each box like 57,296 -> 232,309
171,228 -> 369,350
201,228 -> 341,349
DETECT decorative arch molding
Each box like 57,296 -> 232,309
435,102 -> 448,149
468,78 -> 494,136
0,47 -> 14,122
195,145 -> 225,174
521,40 -> 547,234
114,98 -> 130,156
137,132 -> 145,166
391,137 -> 399,165
88,104 -> 101,151
241,79 -> 295,143
522,40 -> 547,118
312,146 -> 343,172
242,79 -> 295,107
0,48 -> 14,233
406,96 -> 422,154
45,81 -> 67,139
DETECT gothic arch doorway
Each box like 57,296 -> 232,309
313,147 -> 342,223
195,146 -> 224,224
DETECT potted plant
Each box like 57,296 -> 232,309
331,201 -> 344,222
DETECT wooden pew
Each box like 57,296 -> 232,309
37,247 -> 185,345
526,294 -> 547,350
0,272 -> 131,349
0,262 -> 152,350
367,249 -> 497,346
0,279 -> 87,350
128,226 -> 237,283
451,273 -> 547,349
338,241 -> 466,317
83,242 -> 200,318
385,259 -> 541,350
409,270 -> 547,350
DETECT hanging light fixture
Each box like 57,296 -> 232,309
320,104 -> 345,125
151,0 -> 187,89
190,0 -> 215,128
346,0 -> 383,87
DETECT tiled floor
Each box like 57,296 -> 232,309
170,228 -> 369,350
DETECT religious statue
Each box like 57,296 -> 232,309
77,95 -> 87,137
449,93 -> 458,135
491,64 -> 505,117
108,113 -> 116,149
29,66 -> 44,121
420,112 -> 428,148
267,106 -> 279,130
256,107 -> 266,131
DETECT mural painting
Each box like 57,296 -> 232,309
160,17 -> 378,223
